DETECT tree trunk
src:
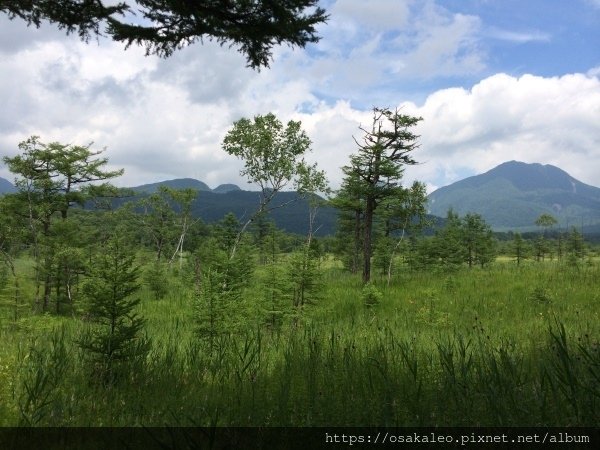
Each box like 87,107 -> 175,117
362,197 -> 375,283
353,210 -> 361,274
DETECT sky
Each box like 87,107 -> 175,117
0,0 -> 599,194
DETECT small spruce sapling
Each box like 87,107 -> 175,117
78,237 -> 150,386
144,260 -> 169,300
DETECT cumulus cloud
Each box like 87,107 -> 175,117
0,3 -> 598,198
400,73 -> 600,190
278,0 -> 484,107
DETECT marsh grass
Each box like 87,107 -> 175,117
0,259 -> 598,426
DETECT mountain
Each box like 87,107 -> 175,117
0,176 -> 17,194
427,161 -> 600,230
190,190 -> 336,235
124,178 -> 336,235
131,178 -> 211,194
213,183 -> 241,194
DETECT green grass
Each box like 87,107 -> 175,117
0,257 -> 598,426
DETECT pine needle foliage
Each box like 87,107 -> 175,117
78,237 -> 149,386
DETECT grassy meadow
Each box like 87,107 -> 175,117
0,254 -> 599,427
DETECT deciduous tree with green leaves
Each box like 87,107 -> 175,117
535,213 -> 558,234
139,186 -> 176,261
167,188 -> 197,269
222,112 -> 327,259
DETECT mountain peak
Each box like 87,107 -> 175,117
213,183 -> 241,194
131,178 -> 211,194
484,161 -> 575,191
428,160 -> 600,230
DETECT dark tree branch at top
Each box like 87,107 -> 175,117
1,0 -> 328,69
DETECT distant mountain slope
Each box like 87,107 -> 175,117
0,176 -> 16,194
427,161 -> 600,230
213,183 -> 241,194
191,190 -> 336,235
125,178 -> 336,235
131,178 -> 211,194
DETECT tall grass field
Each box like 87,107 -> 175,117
0,257 -> 598,428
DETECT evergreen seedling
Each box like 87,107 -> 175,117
78,237 -> 149,386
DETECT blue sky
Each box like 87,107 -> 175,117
445,0 -> 598,75
307,0 -> 600,106
0,0 -> 598,193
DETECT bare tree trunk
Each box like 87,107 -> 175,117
229,189 -> 297,260
362,197 -> 375,283
353,210 -> 361,274
387,225 -> 407,287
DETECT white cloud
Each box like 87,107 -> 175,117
1,4 -> 599,199
401,72 -> 600,189
330,0 -> 412,31
290,0 -> 484,106
398,10 -> 484,78
486,29 -> 551,43
587,66 -> 600,78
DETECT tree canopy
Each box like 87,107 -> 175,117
1,0 -> 328,68
337,107 -> 423,282
222,112 -> 328,258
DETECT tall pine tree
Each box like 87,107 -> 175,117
339,108 -> 422,282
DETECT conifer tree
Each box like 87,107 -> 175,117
330,171 -> 364,274
434,210 -> 466,269
419,211 -> 496,270
566,227 -> 586,267
195,268 -> 228,354
287,242 -> 322,309
462,213 -> 496,268
261,257 -> 289,332
340,108 -> 422,282
78,237 -> 149,385
2,0 -> 328,69
511,232 -> 529,266
144,260 -> 169,300
3,136 -> 122,311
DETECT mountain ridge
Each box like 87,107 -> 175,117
5,161 -> 600,233
428,161 -> 600,230
0,176 -> 17,194
102,178 -> 330,235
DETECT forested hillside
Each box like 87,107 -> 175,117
122,182 -> 338,236
428,161 -> 600,230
